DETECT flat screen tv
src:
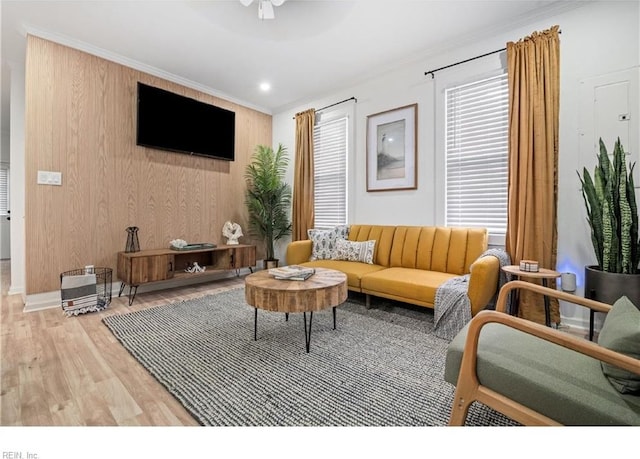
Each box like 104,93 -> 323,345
136,82 -> 235,161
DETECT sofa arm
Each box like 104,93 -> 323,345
286,240 -> 313,265
467,255 -> 500,316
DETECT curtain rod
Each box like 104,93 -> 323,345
424,30 -> 561,79
317,96 -> 357,112
293,97 -> 357,119
424,48 -> 505,79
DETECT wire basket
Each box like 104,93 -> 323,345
60,267 -> 113,316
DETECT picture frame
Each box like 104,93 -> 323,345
366,103 -> 417,192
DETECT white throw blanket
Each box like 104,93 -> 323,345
433,248 -> 512,341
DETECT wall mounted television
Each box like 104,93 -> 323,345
136,82 -> 235,161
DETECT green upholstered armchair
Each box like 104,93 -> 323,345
445,280 -> 640,425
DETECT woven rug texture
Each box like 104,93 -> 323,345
102,288 -> 518,426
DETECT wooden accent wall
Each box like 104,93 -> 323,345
24,36 -> 272,294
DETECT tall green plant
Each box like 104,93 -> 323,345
577,138 -> 639,274
244,143 -> 292,261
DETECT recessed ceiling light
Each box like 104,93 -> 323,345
259,82 -> 271,92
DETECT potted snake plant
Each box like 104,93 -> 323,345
577,137 -> 640,311
244,143 -> 292,269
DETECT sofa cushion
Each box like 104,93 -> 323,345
389,226 -> 488,275
446,322 -> 640,425
360,267 -> 457,306
333,239 -> 375,264
597,295 -> 640,394
348,225 -> 397,267
297,259 -> 386,290
307,225 -> 349,261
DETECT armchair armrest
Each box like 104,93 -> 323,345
467,255 -> 500,316
494,280 -> 612,314
285,240 -> 313,265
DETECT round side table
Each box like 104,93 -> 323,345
501,265 -> 561,327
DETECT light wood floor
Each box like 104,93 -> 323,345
2,258 -> 592,427
0,259 -> 246,426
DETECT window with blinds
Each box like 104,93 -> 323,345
0,164 -> 8,216
445,73 -> 508,242
313,116 -> 348,229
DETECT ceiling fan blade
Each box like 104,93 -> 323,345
239,0 -> 254,6
271,0 -> 287,6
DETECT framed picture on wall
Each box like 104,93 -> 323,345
366,103 -> 417,192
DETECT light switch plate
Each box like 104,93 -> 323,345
37,170 -> 63,186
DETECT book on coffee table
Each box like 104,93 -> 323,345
268,265 -> 315,280
274,271 -> 315,281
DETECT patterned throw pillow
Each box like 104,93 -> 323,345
332,238 -> 376,264
308,225 -> 350,260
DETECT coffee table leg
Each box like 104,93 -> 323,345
254,307 -> 258,341
303,311 -> 314,353
333,307 -> 336,330
285,313 -> 289,322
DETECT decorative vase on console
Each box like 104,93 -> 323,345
125,226 -> 140,253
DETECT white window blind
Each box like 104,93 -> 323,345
313,116 -> 348,229
445,73 -> 508,240
0,164 -> 8,216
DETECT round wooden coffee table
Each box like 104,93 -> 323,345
244,267 -> 348,352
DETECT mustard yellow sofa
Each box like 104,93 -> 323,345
285,225 -> 500,316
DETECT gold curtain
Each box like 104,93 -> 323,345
292,109 -> 316,241
506,25 -> 560,324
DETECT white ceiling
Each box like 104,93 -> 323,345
2,0 -> 582,127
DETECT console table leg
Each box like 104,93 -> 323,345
303,311 -> 314,353
118,282 -> 126,297
127,285 -> 138,306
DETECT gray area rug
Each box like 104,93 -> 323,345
102,288 -> 518,426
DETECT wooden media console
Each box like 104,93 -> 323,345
117,244 -> 256,305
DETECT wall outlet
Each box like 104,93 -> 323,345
37,170 -> 62,186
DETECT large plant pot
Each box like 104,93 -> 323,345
263,259 -> 279,270
584,265 -> 640,340
584,265 -> 640,305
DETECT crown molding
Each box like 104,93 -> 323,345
23,25 -> 272,115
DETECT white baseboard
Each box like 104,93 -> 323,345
7,285 -> 25,297
23,268 -> 253,313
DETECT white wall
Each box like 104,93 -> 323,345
1,130 -> 9,163
8,62 -> 25,297
273,0 -> 640,331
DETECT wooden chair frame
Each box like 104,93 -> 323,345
449,280 -> 640,426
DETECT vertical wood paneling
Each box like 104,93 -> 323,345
25,36 -> 272,294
